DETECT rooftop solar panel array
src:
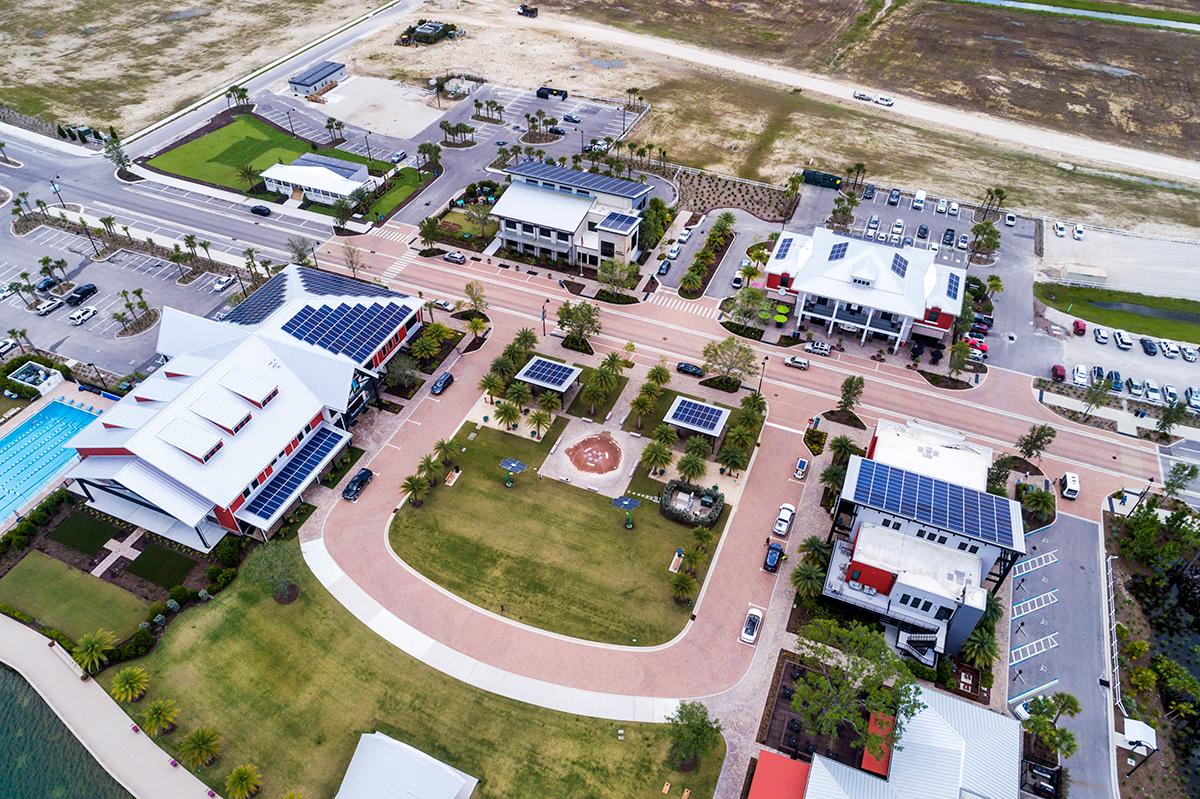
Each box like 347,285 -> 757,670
520,358 -> 577,388
828,242 -> 848,261
891,253 -> 909,278
299,268 -> 401,299
597,212 -> 640,234
506,160 -> 649,199
244,427 -> 341,520
223,273 -> 290,325
851,459 -> 1017,548
281,301 -> 412,363
947,273 -> 961,300
670,398 -> 725,433
775,237 -> 794,261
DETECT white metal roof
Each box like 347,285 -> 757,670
871,419 -> 992,491
334,732 -> 478,799
190,389 -> 251,432
490,181 -> 596,233
219,369 -> 277,406
261,160 -> 369,197
157,417 -> 223,460
854,524 -> 985,606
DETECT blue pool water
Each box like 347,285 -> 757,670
0,399 -> 98,522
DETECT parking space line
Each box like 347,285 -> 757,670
1010,633 -> 1059,667
1009,678 -> 1060,705
1012,549 -> 1059,577
1012,589 -> 1059,619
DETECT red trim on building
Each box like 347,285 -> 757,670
229,495 -> 245,513
866,434 -> 878,460
310,411 -> 324,428
766,272 -> 782,290
213,505 -> 241,532
860,713 -> 895,777
847,538 -> 896,593
76,448 -> 134,457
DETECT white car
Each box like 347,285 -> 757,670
773,503 -> 796,537
784,356 -> 809,370
853,90 -> 875,102
740,607 -> 764,644
803,341 -> 832,356
666,244 -> 682,260
875,95 -> 894,107
1160,340 -> 1181,359
1072,364 -> 1088,386
212,275 -> 236,292
1114,330 -> 1132,350
891,219 -> 905,236
0,286 -> 14,301
1145,379 -> 1162,404
1127,377 -> 1144,397
1053,221 -> 1066,237
0,338 -> 17,356
1186,386 -> 1200,411
731,274 -> 744,289
678,228 -> 693,243
1004,212 -> 1017,227
1073,224 -> 1085,241
794,457 -> 809,480
948,202 -> 960,217
1164,384 -> 1180,405
1093,327 -> 1109,344
1183,346 -> 1198,362
936,199 -> 948,214
67,306 -> 97,326
432,299 -> 454,311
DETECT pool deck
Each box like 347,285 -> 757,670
1,382 -> 116,535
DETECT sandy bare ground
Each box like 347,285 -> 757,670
305,75 -> 446,138
0,0 -> 384,133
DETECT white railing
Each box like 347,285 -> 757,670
1106,554 -> 1125,716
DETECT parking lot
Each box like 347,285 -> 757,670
1054,322 -> 1200,402
0,251 -> 230,373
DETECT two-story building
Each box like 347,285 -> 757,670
823,420 -> 1025,664
490,160 -> 649,268
64,267 -> 423,553
764,227 -> 967,351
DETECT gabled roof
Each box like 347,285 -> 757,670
261,158 -> 369,197
290,60 -> 345,87
335,731 -> 478,799
505,159 -> 650,199
291,152 -> 367,180
490,181 -> 595,232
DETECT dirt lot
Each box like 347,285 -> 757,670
350,4 -> 1200,235
546,0 -> 1200,161
0,0 -> 380,133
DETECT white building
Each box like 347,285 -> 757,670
64,267 -> 423,551
824,420 -> 1025,663
262,153 -> 371,205
335,732 -> 477,799
491,160 -> 649,267
765,228 -> 967,351
288,61 -> 347,97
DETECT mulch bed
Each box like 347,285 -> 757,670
821,409 -> 866,429
275,583 -> 300,605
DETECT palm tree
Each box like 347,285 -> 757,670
716,446 -> 748,476
677,453 -> 707,483
529,409 -> 552,439
225,764 -> 264,799
670,570 -> 697,602
679,269 -> 703,295
434,438 -> 456,467
478,373 -> 505,404
465,316 -> 487,343
418,454 -> 440,485
109,666 -> 150,703
684,434 -> 711,459
513,327 -> 538,356
236,164 -> 259,190
959,627 -> 999,669
630,392 -> 656,429
681,545 -> 705,573
601,351 -> 625,375
410,334 -> 439,363
581,379 -> 609,417
981,592 -> 1004,629
112,311 -> 129,331
691,525 -> 715,552
819,463 -> 847,498
1021,487 -> 1056,522
141,697 -> 180,737
985,274 -> 1004,297
401,474 -> 430,507
828,434 -> 859,464
504,381 -> 532,410
641,440 -> 672,475
179,726 -> 223,769
494,400 -> 522,429
537,391 -> 560,414
724,425 -> 756,453
72,629 -> 117,674
798,537 -> 833,566
790,561 -> 825,599
653,423 -> 679,448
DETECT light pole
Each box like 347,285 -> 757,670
541,298 -> 549,336
51,175 -> 66,208
87,362 -> 109,391
285,109 -> 296,137
364,131 -> 373,164
757,355 -> 768,394
310,242 -> 320,269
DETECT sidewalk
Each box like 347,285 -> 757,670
0,615 -> 221,799
1039,386 -> 1200,441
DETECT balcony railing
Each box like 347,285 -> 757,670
869,316 -> 902,334
833,306 -> 869,326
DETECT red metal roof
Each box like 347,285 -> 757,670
748,750 -> 810,799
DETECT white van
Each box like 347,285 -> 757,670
1059,472 -> 1080,500
911,190 -> 926,211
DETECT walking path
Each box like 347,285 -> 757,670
91,528 -> 145,577
0,615 -> 220,799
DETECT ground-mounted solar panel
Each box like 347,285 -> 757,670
828,242 -> 848,261
244,427 -> 341,519
850,459 -> 1016,549
224,273 -> 289,325
947,273 -> 961,300
891,254 -> 908,278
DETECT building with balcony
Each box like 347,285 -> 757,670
490,160 -> 649,267
824,420 -> 1025,664
64,267 -> 423,552
764,228 -> 966,351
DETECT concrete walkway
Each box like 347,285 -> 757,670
0,615 -> 221,799
91,527 -> 145,577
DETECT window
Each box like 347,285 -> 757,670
557,231 -> 569,241
522,223 -> 534,234
958,542 -> 968,551
915,530 -> 925,539
600,241 -> 615,258
921,600 -> 932,612
935,606 -> 953,621
900,593 -> 911,605
852,277 -> 871,287
968,545 -> 979,554
232,413 -> 252,434
539,227 -> 552,238
587,222 -> 597,232
937,535 -> 947,545
505,220 -> 517,230
201,441 -> 223,462
850,569 -> 861,581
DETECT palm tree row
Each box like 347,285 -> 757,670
472,98 -> 505,122
438,120 -> 477,145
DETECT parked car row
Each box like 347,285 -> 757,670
1052,221 -> 1085,240
1057,361 -> 1200,409
1084,324 -> 1197,361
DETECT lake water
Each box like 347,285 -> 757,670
955,0 -> 1200,31
1092,301 -> 1200,325
0,665 -> 132,799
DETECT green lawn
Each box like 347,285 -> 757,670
103,540 -> 724,799
366,169 -> 432,220
390,423 -> 724,645
567,366 -> 630,421
1034,282 -> 1200,342
46,512 -> 121,556
0,551 -> 150,639
950,0 -> 1200,24
126,544 -> 196,589
439,208 -> 499,239
148,115 -> 390,192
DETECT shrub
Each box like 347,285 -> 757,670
0,602 -> 34,624
804,428 -> 827,456
112,628 -> 156,662
9,534 -> 29,550
206,568 -> 237,594
981,668 -> 995,689
206,565 -> 225,582
658,479 -> 724,527
153,614 -> 167,626
168,585 -> 193,605
41,626 -> 75,650
28,508 -> 50,527
935,658 -> 954,687
905,661 -> 938,682
214,538 -> 244,568
165,599 -> 180,613
146,602 -> 167,622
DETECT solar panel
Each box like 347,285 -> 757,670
599,212 -> 639,233
776,237 -> 794,261
244,427 -> 341,519
947,273 -> 960,300
829,242 -> 848,261
506,160 -> 648,199
671,399 -> 724,433
223,273 -> 289,325
299,267 -> 402,298
521,358 -> 576,388
851,459 -> 1016,548
283,301 -> 413,363
891,254 -> 909,278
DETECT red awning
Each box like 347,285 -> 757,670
860,712 -> 895,777
748,750 -> 811,799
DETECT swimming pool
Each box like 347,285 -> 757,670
0,399 -> 99,523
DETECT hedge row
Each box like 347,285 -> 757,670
658,479 -> 724,528
0,488 -> 72,556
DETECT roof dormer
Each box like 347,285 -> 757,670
157,418 -> 224,463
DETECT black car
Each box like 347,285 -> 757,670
862,183 -> 876,200
886,188 -> 901,206
563,113 -> 581,124
65,283 -> 97,306
430,372 -> 454,395
35,276 -> 60,293
548,126 -> 566,135
763,542 -> 784,573
941,228 -> 956,246
676,362 -> 704,377
657,260 -> 671,276
916,224 -> 929,240
341,468 -> 373,502
250,205 -> 272,217
1140,337 -> 1158,356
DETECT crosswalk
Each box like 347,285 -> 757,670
647,293 -> 721,319
1010,633 -> 1059,667
383,250 -> 418,280
372,227 -> 411,243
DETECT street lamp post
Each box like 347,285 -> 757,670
541,299 -> 549,336
310,242 -> 320,269
285,109 -> 296,137
79,221 -> 101,257
86,362 -> 109,391
757,355 -> 768,394
50,175 -> 66,208
364,131 -> 373,164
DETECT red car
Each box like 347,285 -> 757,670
1051,364 -> 1066,382
1073,319 -> 1086,336
962,336 -> 988,353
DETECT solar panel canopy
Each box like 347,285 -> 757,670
846,457 -> 1021,550
243,426 -> 343,521
514,357 -> 582,391
666,397 -> 730,436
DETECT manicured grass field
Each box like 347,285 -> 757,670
105,540 -> 724,799
439,208 -> 499,239
1034,282 -> 1200,343
126,544 -> 196,589
0,551 -> 150,639
390,423 -> 723,645
148,115 -> 389,192
46,512 -> 120,556
367,169 -> 432,219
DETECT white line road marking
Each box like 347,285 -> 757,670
1012,550 -> 1059,577
1012,589 -> 1059,619
1010,633 -> 1058,667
